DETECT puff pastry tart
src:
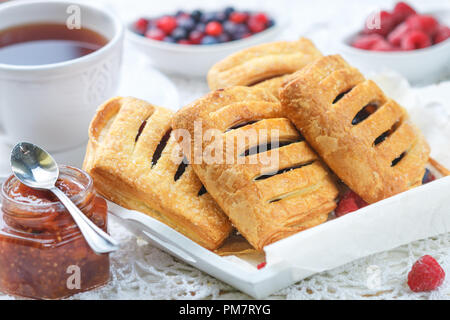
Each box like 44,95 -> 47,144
280,55 -> 430,204
207,38 -> 322,97
83,97 -> 232,250
172,87 -> 339,250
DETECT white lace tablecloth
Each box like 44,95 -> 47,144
2,0 -> 450,300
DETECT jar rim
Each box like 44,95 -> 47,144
1,165 -> 93,209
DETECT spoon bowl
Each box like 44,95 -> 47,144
10,142 -> 59,189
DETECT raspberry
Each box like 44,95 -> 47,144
145,28 -> 165,41
156,16 -> 177,34
434,25 -> 450,44
408,255 -> 445,292
371,38 -> 395,51
177,39 -> 191,45
205,21 -> 223,36
335,190 -> 368,217
364,10 -> 396,37
392,2 -> 416,24
134,18 -> 149,35
352,34 -> 385,50
248,16 -> 266,33
252,13 -> 269,25
189,30 -> 204,44
406,14 -> 439,36
257,262 -> 266,270
401,30 -> 431,50
229,12 -> 249,24
388,22 -> 411,46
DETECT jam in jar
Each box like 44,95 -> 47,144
0,166 -> 110,299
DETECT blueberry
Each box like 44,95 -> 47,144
217,33 -> 231,43
177,17 -> 195,31
191,9 -> 203,22
175,10 -> 185,17
266,19 -> 275,28
195,23 -> 206,33
422,168 -> 431,184
224,7 -> 235,18
214,11 -> 227,23
201,12 -> 217,23
231,23 -> 250,40
163,36 -> 176,43
171,27 -> 188,41
223,21 -> 238,35
201,36 -> 218,45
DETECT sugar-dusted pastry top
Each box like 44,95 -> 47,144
207,38 -> 323,95
172,86 -> 338,250
280,55 -> 430,204
83,97 -> 232,250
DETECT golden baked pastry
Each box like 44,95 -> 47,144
83,97 -> 232,250
280,55 -> 430,204
172,87 -> 339,250
207,38 -> 323,97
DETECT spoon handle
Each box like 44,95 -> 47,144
51,186 -> 119,254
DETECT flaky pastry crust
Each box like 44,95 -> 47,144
83,97 -> 232,250
172,87 -> 338,250
280,55 -> 430,204
207,38 -> 323,97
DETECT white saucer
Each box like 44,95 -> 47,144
0,47 -> 180,182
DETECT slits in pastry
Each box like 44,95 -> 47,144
280,55 -> 430,204
172,87 -> 339,250
207,38 -> 322,97
83,97 -> 232,250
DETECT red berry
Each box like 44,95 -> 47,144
388,22 -> 411,46
408,255 -> 445,292
134,18 -> 149,34
335,190 -> 368,217
364,10 -> 396,37
392,2 -> 416,24
229,12 -> 248,24
352,34 -> 385,50
372,39 -> 395,51
406,14 -> 439,36
401,30 -> 432,50
252,13 -> 269,25
248,15 -> 266,33
189,30 -> 204,44
156,16 -> 177,34
257,262 -> 266,270
205,21 -> 223,36
145,28 -> 165,41
435,25 -> 450,44
177,39 -> 191,45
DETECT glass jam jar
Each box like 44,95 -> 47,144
0,166 -> 110,299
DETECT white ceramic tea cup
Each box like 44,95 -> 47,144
0,0 -> 124,152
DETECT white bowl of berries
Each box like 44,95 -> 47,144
340,2 -> 450,85
127,7 -> 284,77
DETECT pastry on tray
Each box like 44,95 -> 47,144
172,86 -> 339,250
83,97 -> 232,250
280,55 -> 430,204
207,38 -> 322,97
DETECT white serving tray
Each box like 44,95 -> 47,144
108,173 -> 450,299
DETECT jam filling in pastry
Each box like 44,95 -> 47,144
207,38 -> 323,98
172,87 -> 339,250
83,97 -> 232,250
280,55 -> 430,204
